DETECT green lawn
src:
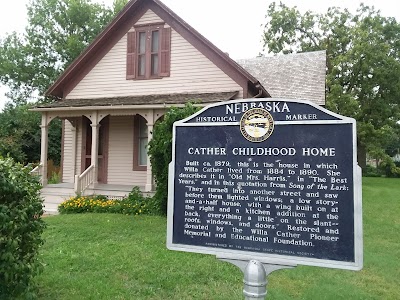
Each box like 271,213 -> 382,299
35,177 -> 400,299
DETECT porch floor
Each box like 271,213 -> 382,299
41,183 -> 153,215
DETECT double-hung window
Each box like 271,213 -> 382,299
133,115 -> 148,171
127,24 -> 171,79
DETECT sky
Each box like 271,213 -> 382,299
0,0 -> 399,110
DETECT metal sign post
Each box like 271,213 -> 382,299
218,257 -> 295,299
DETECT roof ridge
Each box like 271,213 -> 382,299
236,50 -> 327,62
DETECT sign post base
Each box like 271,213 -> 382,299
218,257 -> 295,299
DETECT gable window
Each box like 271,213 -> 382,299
127,24 -> 171,79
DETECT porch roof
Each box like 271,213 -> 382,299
34,91 -> 239,110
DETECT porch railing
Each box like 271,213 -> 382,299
74,165 -> 95,194
30,163 -> 42,177
30,163 -> 45,185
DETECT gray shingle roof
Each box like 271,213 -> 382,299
237,50 -> 326,105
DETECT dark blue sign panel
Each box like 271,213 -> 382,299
167,99 -> 363,270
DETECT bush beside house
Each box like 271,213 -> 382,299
148,103 -> 200,215
0,157 -> 46,299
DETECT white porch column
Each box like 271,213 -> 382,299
145,123 -> 154,192
144,109 -> 155,192
91,117 -> 100,184
40,113 -> 49,185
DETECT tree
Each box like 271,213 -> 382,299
0,0 -> 129,103
0,103 -> 61,165
0,0 -> 128,164
385,125 -> 400,158
262,3 -> 400,168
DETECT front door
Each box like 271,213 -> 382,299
82,116 -> 109,183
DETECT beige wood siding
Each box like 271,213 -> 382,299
62,118 -> 82,183
134,9 -> 163,25
66,9 -> 242,99
107,116 -> 146,186
75,118 -> 82,174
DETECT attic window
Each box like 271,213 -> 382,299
127,25 -> 171,79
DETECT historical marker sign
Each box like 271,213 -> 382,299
167,99 -> 363,270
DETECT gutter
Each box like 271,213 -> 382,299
30,103 -> 209,112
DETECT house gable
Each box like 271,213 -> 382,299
66,9 -> 243,99
46,0 -> 267,100
135,8 -> 164,25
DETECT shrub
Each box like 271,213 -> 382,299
379,160 -> 400,178
147,103 -> 200,215
120,187 -> 158,215
0,156 -> 46,299
362,165 -> 383,177
58,187 -> 155,215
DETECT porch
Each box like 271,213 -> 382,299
32,107 -> 165,202
41,182 -> 153,214
33,108 -> 160,215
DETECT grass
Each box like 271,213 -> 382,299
35,214 -> 242,300
35,177 -> 400,299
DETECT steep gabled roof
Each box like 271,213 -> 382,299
46,0 -> 268,99
237,51 -> 326,105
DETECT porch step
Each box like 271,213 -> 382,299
84,188 -> 130,200
85,184 -> 154,199
41,185 -> 75,215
